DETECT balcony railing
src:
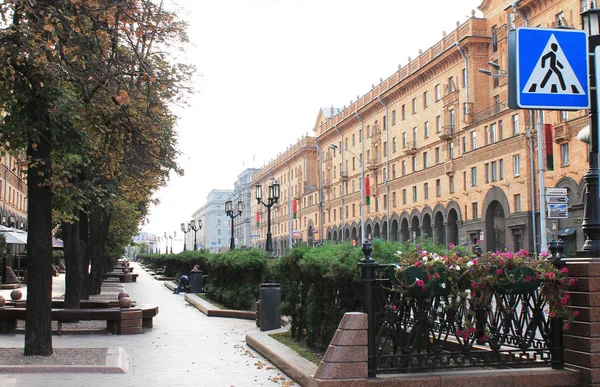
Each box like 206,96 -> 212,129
403,141 -> 418,155
554,122 -> 570,144
440,126 -> 456,141
340,169 -> 349,181
368,158 -> 379,170
471,100 -> 509,125
445,160 -> 455,176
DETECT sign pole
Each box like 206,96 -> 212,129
536,110 -> 548,254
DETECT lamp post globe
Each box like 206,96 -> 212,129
256,181 -> 280,254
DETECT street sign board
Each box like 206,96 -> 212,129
547,188 -> 568,196
250,234 -> 260,238
509,27 -> 589,110
547,196 -> 569,204
292,231 -> 302,239
548,203 -> 569,218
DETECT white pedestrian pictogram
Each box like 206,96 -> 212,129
523,34 -> 585,95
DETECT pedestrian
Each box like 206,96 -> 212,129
173,264 -> 200,294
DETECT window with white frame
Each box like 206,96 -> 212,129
561,143 -> 570,166
513,154 -> 520,176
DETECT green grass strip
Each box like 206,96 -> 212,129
269,331 -> 323,365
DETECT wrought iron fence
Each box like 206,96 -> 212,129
359,242 -> 564,376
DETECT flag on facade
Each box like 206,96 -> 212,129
292,199 -> 297,219
256,212 -> 260,228
365,177 -> 370,206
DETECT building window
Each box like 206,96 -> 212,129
423,91 -> 429,108
462,68 -> 467,87
436,115 -> 442,133
412,186 -> 417,202
392,164 -> 396,179
359,129 -> 362,143
449,109 -> 455,131
401,104 -> 406,120
402,160 -> 406,176
402,189 -> 407,205
514,194 -> 521,212
471,167 -> 477,187
383,141 -> 387,157
392,192 -> 397,207
392,110 -> 396,125
423,152 -> 428,168
412,98 -> 417,114
499,159 -> 504,180
512,114 -> 519,136
491,161 -> 498,182
435,84 -> 441,101
424,182 -> 429,200
412,156 -> 417,172
491,123 -> 497,143
402,132 -> 407,148
472,202 -> 478,219
448,142 -> 454,159
436,179 -> 441,197
424,121 -> 429,138
513,154 -> 520,176
462,136 -> 467,154
435,147 -> 440,164
561,143 -> 570,166
393,137 -> 397,152
485,126 -> 489,145
352,157 -> 356,170
485,163 -> 490,183
352,134 -> 355,146
492,25 -> 498,52
560,110 -> 568,121
448,76 -> 455,93
449,175 -> 455,193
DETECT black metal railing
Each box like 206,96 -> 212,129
359,241 -> 564,376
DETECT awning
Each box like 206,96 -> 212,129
557,227 -> 576,237
0,230 -> 26,244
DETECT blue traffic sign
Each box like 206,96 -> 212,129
509,27 -> 589,110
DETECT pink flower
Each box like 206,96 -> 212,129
471,282 -> 478,289
482,334 -> 489,342
564,323 -> 570,330
561,267 -> 569,273
496,269 -> 503,275
561,297 -> 569,305
472,259 -> 479,265
392,305 -> 397,311
540,251 -> 548,258
548,272 -> 555,279
551,311 -> 557,318
469,327 -> 476,333
416,279 -> 425,287
525,276 -> 532,282
435,272 -> 440,278
568,278 -> 576,285
449,243 -> 455,248
414,261 -> 420,267
428,274 -> 433,280
574,310 -> 580,316
456,329 -> 462,336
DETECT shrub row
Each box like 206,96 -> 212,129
138,248 -> 270,310
273,239 -> 460,351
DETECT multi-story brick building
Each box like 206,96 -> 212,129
251,0 -> 590,257
0,151 -> 27,230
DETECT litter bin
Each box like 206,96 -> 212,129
189,271 -> 204,293
259,283 -> 281,331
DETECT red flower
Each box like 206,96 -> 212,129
574,310 -> 579,316
416,279 -> 425,287
525,276 -> 532,282
471,282 -> 478,289
496,269 -> 503,275
564,323 -> 570,330
547,272 -> 555,279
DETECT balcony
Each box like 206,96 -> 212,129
445,161 -> 455,176
323,178 -> 331,189
340,169 -> 349,181
440,126 -> 456,141
403,141 -> 418,155
471,99 -> 509,125
554,122 -> 570,144
371,131 -> 381,143
367,158 -> 379,171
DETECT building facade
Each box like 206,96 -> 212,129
193,189 -> 233,253
232,168 -> 260,248
250,0 -> 589,257
0,151 -> 27,230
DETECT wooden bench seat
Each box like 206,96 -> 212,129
103,272 -> 139,282
0,305 -> 159,335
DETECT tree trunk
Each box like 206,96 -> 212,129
63,211 -> 82,309
89,208 -> 111,295
24,130 -> 53,356
79,211 -> 89,300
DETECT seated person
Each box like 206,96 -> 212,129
173,264 -> 200,294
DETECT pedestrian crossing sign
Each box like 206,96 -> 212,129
508,27 -> 589,110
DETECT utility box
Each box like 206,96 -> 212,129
259,283 -> 281,331
189,271 -> 204,293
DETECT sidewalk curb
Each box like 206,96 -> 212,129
183,292 -> 256,320
0,347 -> 129,374
247,330 -> 317,387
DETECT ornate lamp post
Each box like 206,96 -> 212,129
190,219 -> 202,250
579,3 -> 600,256
181,222 -> 191,251
169,232 -> 174,254
225,197 -> 243,250
255,181 -> 280,254
164,232 -> 169,254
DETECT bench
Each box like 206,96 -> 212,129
0,305 -> 159,335
103,272 -> 139,282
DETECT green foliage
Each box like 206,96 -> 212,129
139,248 -> 269,310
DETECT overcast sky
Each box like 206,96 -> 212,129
142,0 -> 483,239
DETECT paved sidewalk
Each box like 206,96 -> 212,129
0,263 -> 298,387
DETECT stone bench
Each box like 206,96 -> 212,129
0,305 -> 158,335
103,272 -> 139,282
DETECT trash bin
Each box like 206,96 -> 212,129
259,283 -> 281,331
190,271 -> 204,293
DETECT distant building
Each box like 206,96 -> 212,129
194,189 -> 233,253
232,168 -> 260,248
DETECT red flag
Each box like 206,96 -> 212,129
365,177 -> 370,206
545,124 -> 554,171
256,212 -> 260,228
292,200 -> 297,219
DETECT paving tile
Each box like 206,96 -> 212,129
0,263 -> 298,386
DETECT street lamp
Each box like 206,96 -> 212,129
169,232 -> 174,254
164,232 -> 169,254
579,3 -> 600,256
225,197 -> 244,250
256,181 -> 280,254
190,219 -> 202,250
328,144 -> 365,244
181,222 -> 190,251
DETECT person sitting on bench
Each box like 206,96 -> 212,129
173,264 -> 200,294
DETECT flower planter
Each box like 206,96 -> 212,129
390,265 -> 450,298
494,266 -> 541,295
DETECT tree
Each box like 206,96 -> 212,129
0,0 -> 193,355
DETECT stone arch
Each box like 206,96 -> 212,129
400,217 -> 410,243
445,200 -> 463,223
482,187 -> 510,253
433,209 -> 445,245
447,207 -> 459,248
409,209 -> 421,241
390,213 -> 401,242
373,217 -> 382,240
421,206 -> 433,240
